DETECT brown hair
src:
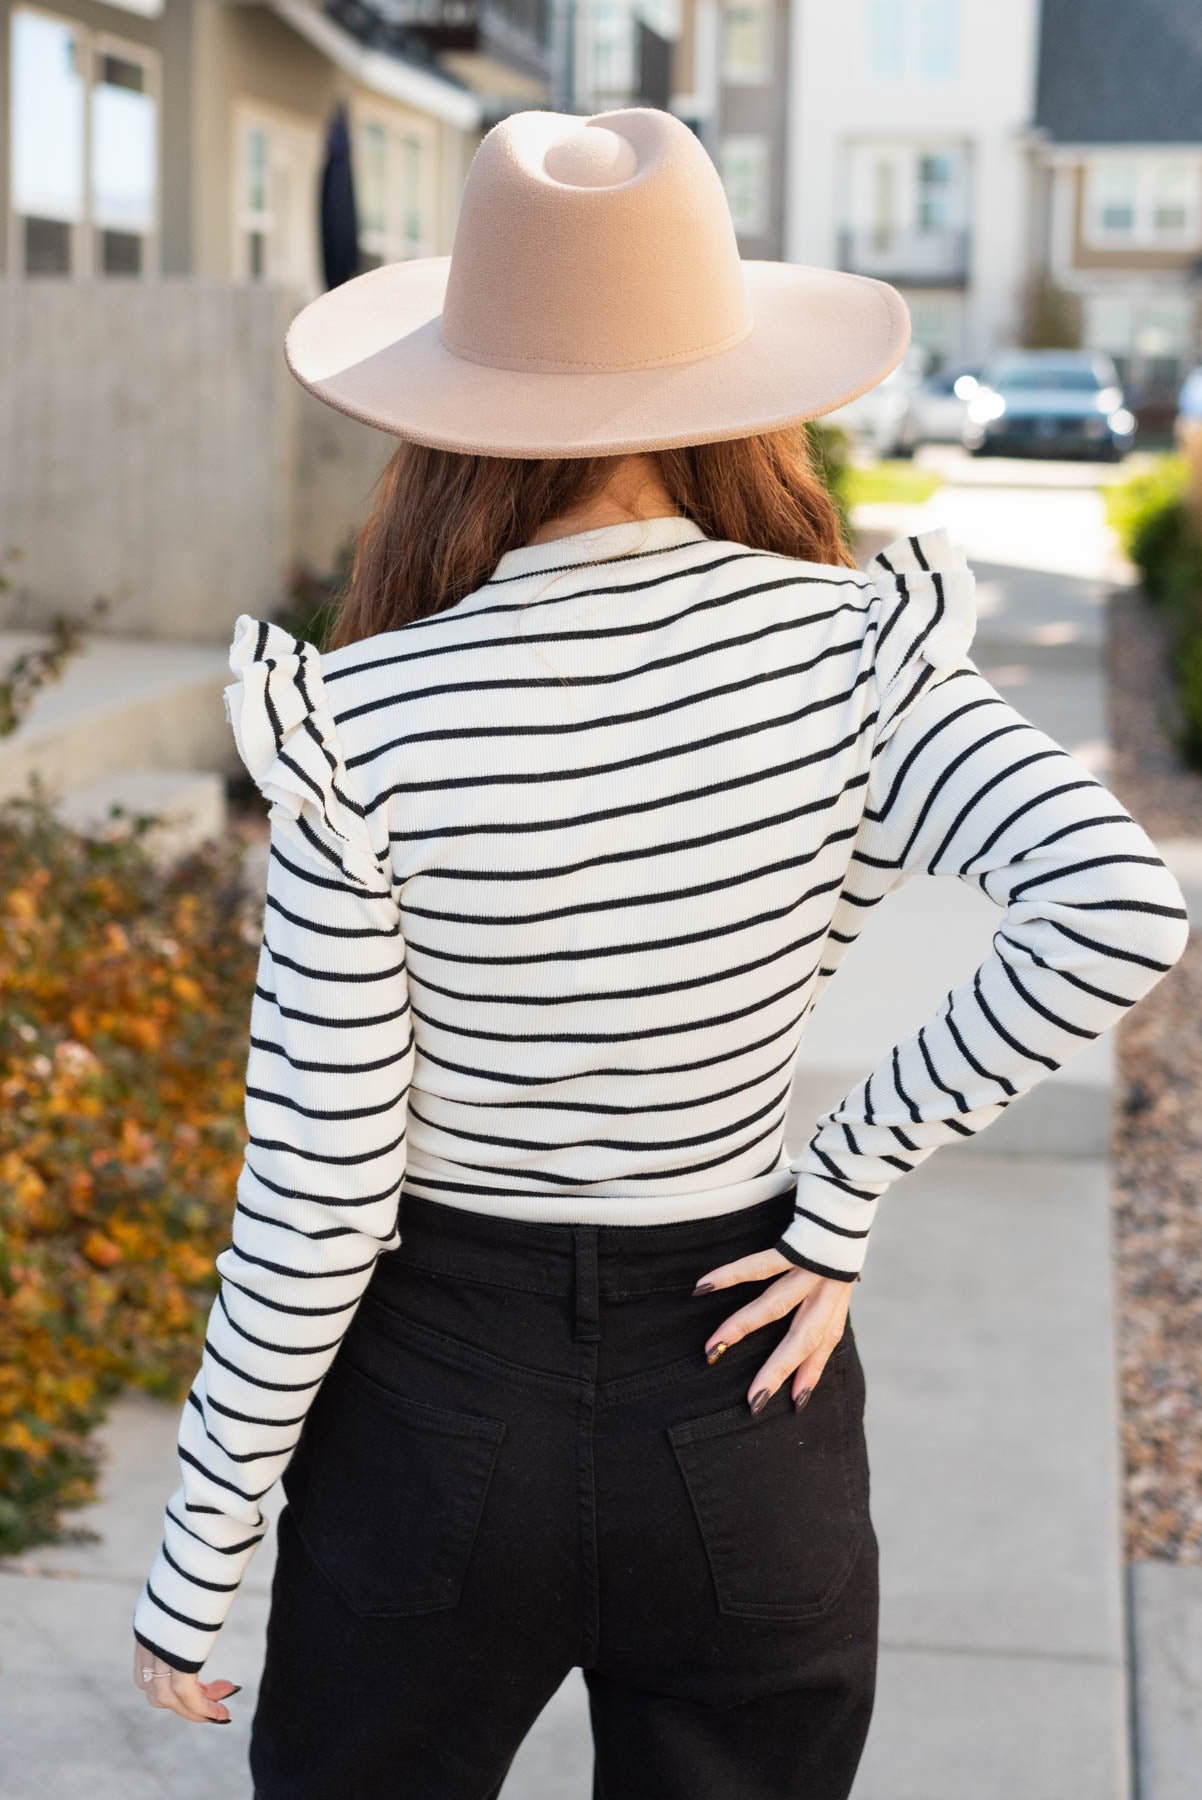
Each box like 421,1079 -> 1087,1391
326,426 -> 854,651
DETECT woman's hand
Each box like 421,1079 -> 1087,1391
132,1639 -> 241,1724
692,1250 -> 856,1415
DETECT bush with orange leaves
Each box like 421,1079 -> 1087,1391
0,792 -> 258,1553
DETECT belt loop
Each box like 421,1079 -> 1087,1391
573,1226 -> 601,1343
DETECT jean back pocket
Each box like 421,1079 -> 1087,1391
667,1339 -> 868,1623
283,1353 -> 505,1618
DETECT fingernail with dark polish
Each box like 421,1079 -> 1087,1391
227,1685 -> 243,1696
750,1388 -> 770,1415
692,1281 -> 715,1296
794,1387 -> 813,1413
705,1341 -> 727,1364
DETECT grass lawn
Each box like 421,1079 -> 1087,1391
846,461 -> 944,507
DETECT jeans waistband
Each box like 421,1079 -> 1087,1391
380,1189 -> 797,1301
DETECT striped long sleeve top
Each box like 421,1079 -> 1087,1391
133,512 -> 1189,1672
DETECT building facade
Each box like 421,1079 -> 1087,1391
1,0 -> 552,293
783,0 -> 1042,368
560,0 -> 678,116
693,0 -> 1202,389
1032,0 -> 1202,412
673,0 -> 790,260
0,0 -> 552,641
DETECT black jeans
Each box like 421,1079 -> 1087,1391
250,1190 -> 879,1799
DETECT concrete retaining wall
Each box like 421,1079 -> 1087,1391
0,279 -> 390,643
293,388 -> 393,580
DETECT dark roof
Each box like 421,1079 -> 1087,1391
1036,0 -> 1202,144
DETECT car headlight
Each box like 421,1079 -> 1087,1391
1096,387 -> 1122,413
967,389 -> 1006,424
1109,408 -> 1136,435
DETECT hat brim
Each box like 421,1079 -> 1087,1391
284,258 -> 910,458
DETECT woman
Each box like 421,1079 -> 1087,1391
131,109 -> 1188,1797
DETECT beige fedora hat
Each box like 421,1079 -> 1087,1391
285,106 -> 910,459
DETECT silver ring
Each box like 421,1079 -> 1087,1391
142,1669 -> 173,1681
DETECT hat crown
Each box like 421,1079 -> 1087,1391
439,109 -> 753,376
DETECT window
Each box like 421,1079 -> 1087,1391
719,135 -> 770,238
10,11 -> 85,274
870,157 -> 894,251
91,52 -> 156,274
865,0 -> 958,82
241,125 -> 271,279
1135,298 -> 1192,392
638,0 -> 679,32
588,0 -> 633,103
9,7 -> 157,277
1151,162 -> 1193,235
848,141 -> 967,236
865,0 -> 904,79
235,109 -> 321,288
917,152 -> 955,230
843,140 -> 968,279
356,115 -> 433,269
1086,157 -> 1201,246
1092,162 -> 1138,236
917,0 -> 958,81
722,0 -> 772,84
360,121 -> 388,242
401,136 -> 423,255
1084,291 -> 1192,397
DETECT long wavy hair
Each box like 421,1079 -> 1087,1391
327,425 -> 853,651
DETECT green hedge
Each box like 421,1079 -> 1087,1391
1106,457 -> 1202,768
805,420 -> 852,544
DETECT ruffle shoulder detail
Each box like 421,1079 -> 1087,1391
867,527 -> 977,742
223,616 -> 391,895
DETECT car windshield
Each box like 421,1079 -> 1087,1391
986,361 -> 1106,393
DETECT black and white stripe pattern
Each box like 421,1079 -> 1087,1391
772,530 -> 1189,1277
133,619 -> 412,1672
134,513 -> 1188,1669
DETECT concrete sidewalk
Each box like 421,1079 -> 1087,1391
0,1144 -> 1128,1800
0,484 -> 1140,1797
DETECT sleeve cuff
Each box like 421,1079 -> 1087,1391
132,1621 -> 206,1675
776,1176 -> 873,1280
132,1517 -> 257,1675
132,1562 -> 222,1673
774,1238 -> 862,1282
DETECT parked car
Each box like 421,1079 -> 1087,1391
827,347 -> 929,459
898,363 -> 982,451
962,350 -> 1136,459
